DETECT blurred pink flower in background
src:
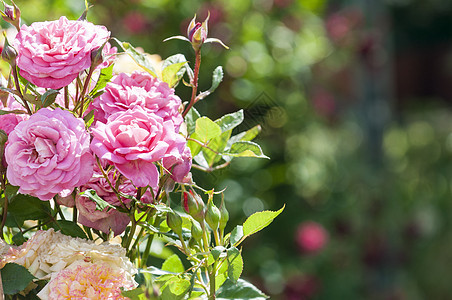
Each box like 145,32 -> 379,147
296,221 -> 329,254
123,11 -> 148,34
13,16 -> 110,89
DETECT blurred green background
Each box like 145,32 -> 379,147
9,0 -> 452,298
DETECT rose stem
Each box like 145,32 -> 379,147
182,49 -> 201,118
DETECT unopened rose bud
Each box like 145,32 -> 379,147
186,14 -> 209,51
1,1 -> 20,31
1,36 -> 16,66
191,220 -> 203,242
183,191 -> 204,222
219,197 -> 229,232
90,45 -> 105,69
167,211 -> 183,236
205,199 -> 220,231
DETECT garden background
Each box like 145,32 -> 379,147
5,0 -> 452,299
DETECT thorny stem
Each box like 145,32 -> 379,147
64,86 -> 69,109
182,49 -> 201,118
141,215 -> 161,268
213,229 -> 221,247
125,213 -> 137,255
12,66 -> 32,115
78,66 -> 95,117
191,161 -> 230,173
95,156 -> 128,210
72,206 -> 77,223
209,262 -> 217,300
0,174 -> 9,239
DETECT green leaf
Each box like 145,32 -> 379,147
230,225 -> 243,246
209,66 -> 224,94
228,125 -> 261,145
89,64 -> 114,97
168,278 -> 191,296
216,279 -> 268,299
197,66 -> 225,101
50,220 -> 88,239
12,231 -> 26,246
195,117 -> 222,143
1,263 -> 36,295
215,110 -> 244,133
162,254 -> 185,273
185,107 -> 201,135
162,54 -> 188,88
160,276 -> 190,300
227,247 -> 243,283
215,273 -> 228,292
8,193 -> 51,222
211,246 -> 226,261
4,184 -> 19,201
112,38 -> 158,77
203,130 -> 231,167
241,206 -> 284,242
40,89 -> 59,108
224,141 -> 269,159
121,287 -> 146,300
79,189 -> 116,211
187,132 -> 202,157
162,62 -> 187,87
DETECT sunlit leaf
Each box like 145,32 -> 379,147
112,38 -> 158,77
195,117 -> 222,143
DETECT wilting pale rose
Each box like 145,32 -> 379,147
0,95 -> 28,135
75,165 -> 153,235
163,145 -> 192,183
90,106 -> 186,188
13,16 -> 110,89
1,229 -> 137,298
39,261 -> 134,300
90,71 -> 183,131
5,108 -> 94,200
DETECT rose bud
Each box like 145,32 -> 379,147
167,211 -> 183,236
205,199 -> 220,231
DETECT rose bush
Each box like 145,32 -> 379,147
0,5 -> 281,300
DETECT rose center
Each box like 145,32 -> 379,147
116,123 -> 149,147
33,137 -> 57,163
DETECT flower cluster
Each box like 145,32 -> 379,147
0,4 -> 274,300
1,229 -> 137,299
2,14 -> 192,234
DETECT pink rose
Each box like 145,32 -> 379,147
90,106 -> 186,188
163,145 -> 192,183
90,71 -> 183,131
5,108 -> 94,200
76,166 -> 153,235
0,95 -> 28,135
296,221 -> 329,254
13,16 -> 110,89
